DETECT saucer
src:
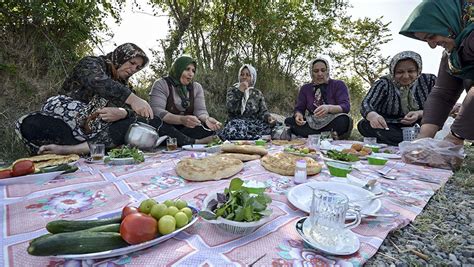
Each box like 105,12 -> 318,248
162,148 -> 182,154
295,217 -> 360,256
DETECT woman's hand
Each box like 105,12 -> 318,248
314,105 -> 331,118
267,116 -> 276,126
367,112 -> 388,129
401,110 -> 422,125
125,93 -> 154,119
295,113 -> 306,126
180,115 -> 201,128
450,103 -> 461,117
239,81 -> 249,92
97,107 -> 127,122
444,132 -> 465,145
205,117 -> 222,131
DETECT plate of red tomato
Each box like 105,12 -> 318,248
52,206 -> 199,260
0,159 -> 65,186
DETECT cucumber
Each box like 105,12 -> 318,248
40,164 -> 78,174
46,216 -> 122,233
28,232 -> 128,256
83,223 -> 120,233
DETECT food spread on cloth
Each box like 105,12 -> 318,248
216,153 -> 261,162
271,139 -> 306,146
220,144 -> 268,156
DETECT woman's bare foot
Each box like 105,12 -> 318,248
38,143 -> 90,155
195,135 -> 217,144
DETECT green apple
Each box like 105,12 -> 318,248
139,199 -> 157,214
150,203 -> 168,220
166,206 -> 179,216
180,207 -> 193,220
158,215 -> 176,235
163,199 -> 175,207
175,199 -> 187,210
174,212 -> 189,228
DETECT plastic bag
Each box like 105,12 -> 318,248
399,138 -> 465,170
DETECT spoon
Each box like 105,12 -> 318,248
362,179 -> 377,190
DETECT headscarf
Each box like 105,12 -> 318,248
168,55 -> 197,109
399,0 -> 474,79
388,51 -> 423,114
234,64 -> 257,114
309,56 -> 331,107
309,56 -> 331,80
105,43 -> 149,70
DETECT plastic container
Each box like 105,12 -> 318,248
402,126 -> 420,141
326,161 -> 352,177
242,180 -> 267,194
294,160 -> 307,184
367,156 -> 388,165
255,140 -> 266,146
364,145 -> 380,153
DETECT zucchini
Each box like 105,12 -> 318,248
28,232 -> 128,256
46,216 -> 122,233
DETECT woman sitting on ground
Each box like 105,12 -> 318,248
218,64 -> 276,140
284,56 -> 352,139
357,51 -> 436,146
149,55 -> 221,146
16,43 -> 158,155
399,0 -> 474,145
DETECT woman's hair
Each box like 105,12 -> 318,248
105,43 -> 149,69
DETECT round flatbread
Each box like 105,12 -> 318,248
261,152 -> 322,176
176,155 -> 244,182
271,139 -> 306,146
217,153 -> 261,162
13,154 -> 80,169
220,144 -> 268,156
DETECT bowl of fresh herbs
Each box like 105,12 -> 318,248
104,146 -> 145,165
199,178 -> 272,235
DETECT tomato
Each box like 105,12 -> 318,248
0,169 -> 12,179
11,160 -> 35,177
120,212 -> 157,245
121,206 -> 139,220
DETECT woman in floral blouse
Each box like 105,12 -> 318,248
218,64 -> 276,140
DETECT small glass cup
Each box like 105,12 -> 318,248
307,134 -> 321,149
304,189 -> 361,246
363,137 -> 377,145
166,137 -> 177,151
320,131 -> 332,141
89,143 -> 105,161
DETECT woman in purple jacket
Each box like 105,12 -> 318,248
284,56 -> 352,139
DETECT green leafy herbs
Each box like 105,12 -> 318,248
206,136 -> 223,147
106,146 -> 144,163
199,178 -> 272,222
327,150 -> 359,162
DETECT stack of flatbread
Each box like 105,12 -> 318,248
220,144 -> 268,156
176,155 -> 244,181
261,152 -> 322,176
271,139 -> 306,146
216,153 -> 261,162
13,154 -> 80,170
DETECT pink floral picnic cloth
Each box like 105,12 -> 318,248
0,140 -> 452,266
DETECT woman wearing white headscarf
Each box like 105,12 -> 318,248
218,64 -> 276,140
358,51 -> 436,145
284,56 -> 352,139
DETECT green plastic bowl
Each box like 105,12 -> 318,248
255,140 -> 266,146
326,161 -> 352,177
242,181 -> 266,194
367,156 -> 388,165
364,145 -> 380,153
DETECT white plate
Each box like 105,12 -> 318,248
0,171 -> 64,186
162,148 -> 182,154
287,181 -> 381,217
107,157 -> 136,165
183,144 -> 207,152
372,152 -> 401,159
295,217 -> 360,256
51,207 -> 199,260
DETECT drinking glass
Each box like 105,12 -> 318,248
308,134 -> 321,149
305,189 -> 361,246
320,131 -> 332,141
166,137 -> 177,151
363,137 -> 377,145
89,143 -> 105,161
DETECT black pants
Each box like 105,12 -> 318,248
284,115 -> 352,139
158,124 -> 214,146
357,119 -> 419,146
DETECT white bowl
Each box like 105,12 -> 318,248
201,192 -> 271,235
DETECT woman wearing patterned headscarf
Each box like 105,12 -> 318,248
399,0 -> 474,145
218,64 -> 276,140
284,56 -> 352,139
149,55 -> 221,146
16,43 -> 159,155
358,51 -> 437,146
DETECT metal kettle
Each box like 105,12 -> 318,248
125,122 -> 168,150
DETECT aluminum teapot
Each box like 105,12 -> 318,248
125,122 -> 168,150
